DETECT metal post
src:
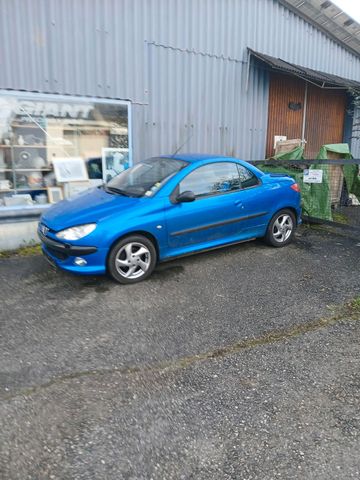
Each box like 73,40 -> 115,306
301,82 -> 308,146
246,50 -> 251,92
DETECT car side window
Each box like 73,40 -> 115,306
179,162 -> 241,197
237,165 -> 259,188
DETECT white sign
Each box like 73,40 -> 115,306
303,169 -> 323,184
63,181 -> 91,199
53,157 -> 89,183
17,101 -> 93,119
274,135 -> 287,149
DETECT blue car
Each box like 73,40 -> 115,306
38,154 -> 301,284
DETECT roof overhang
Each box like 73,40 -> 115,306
249,48 -> 360,89
278,0 -> 360,58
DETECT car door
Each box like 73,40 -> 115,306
165,162 -> 246,250
231,164 -> 274,233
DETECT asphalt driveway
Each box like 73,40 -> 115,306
0,226 -> 360,479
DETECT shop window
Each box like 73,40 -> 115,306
0,92 -> 131,209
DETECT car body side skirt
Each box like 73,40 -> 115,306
170,211 -> 269,237
159,236 -> 257,262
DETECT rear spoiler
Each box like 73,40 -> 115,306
267,173 -> 293,179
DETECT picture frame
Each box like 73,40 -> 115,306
63,181 -> 91,199
47,186 -> 63,204
52,157 -> 89,183
102,148 -> 129,183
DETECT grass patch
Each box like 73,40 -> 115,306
332,211 -> 349,224
349,297 -> 360,314
0,244 -> 42,259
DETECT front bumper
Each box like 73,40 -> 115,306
38,229 -> 107,275
38,230 -> 98,256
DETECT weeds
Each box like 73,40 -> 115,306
349,297 -> 360,314
0,244 -> 41,259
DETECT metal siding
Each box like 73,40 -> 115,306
351,107 -> 360,159
1,0 -> 360,161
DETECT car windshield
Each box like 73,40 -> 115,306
105,157 -> 188,197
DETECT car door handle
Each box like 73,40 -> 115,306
234,200 -> 243,207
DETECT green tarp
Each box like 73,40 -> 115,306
270,146 -> 305,161
320,145 -> 360,203
316,143 -> 360,218
260,143 -> 360,221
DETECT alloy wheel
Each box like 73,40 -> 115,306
272,214 -> 293,243
115,242 -> 151,279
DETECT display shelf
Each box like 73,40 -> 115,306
14,168 -> 52,172
44,145 -> 76,149
5,127 -> 55,194
63,126 -> 110,131
11,144 -> 76,149
17,187 -> 48,191
12,124 -> 46,129
0,169 -> 13,172
0,145 -> 11,148
12,145 -> 46,148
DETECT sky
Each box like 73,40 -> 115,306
331,0 -> 360,23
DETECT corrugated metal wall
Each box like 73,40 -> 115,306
1,0 -> 360,160
145,41 -> 269,160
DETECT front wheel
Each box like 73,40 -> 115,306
265,209 -> 296,247
107,235 -> 157,284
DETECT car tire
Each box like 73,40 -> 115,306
107,235 -> 157,284
265,209 -> 296,247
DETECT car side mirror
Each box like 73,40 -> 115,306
176,190 -> 196,203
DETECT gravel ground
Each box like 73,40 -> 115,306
0,226 -> 359,479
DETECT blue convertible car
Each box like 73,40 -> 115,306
38,154 -> 301,283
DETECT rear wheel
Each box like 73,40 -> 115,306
265,209 -> 296,247
107,235 -> 157,284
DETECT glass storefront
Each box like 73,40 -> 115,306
0,91 -> 131,209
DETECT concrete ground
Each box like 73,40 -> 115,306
0,226 -> 359,479
335,205 -> 360,228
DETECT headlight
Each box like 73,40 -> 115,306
56,224 -> 96,241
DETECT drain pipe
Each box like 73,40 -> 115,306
301,82 -> 308,147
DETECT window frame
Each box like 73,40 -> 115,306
236,164 -> 261,190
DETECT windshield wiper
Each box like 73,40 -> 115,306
104,186 -> 132,197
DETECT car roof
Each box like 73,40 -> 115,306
162,153 -> 239,163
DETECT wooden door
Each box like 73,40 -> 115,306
304,86 -> 346,158
266,73 -> 346,158
266,73 -> 304,157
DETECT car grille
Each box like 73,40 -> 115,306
46,247 -> 69,261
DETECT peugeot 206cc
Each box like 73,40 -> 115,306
38,155 -> 301,284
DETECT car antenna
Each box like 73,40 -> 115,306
171,130 -> 194,157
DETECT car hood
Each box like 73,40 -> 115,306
41,187 -> 141,231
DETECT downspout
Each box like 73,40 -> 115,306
301,82 -> 308,148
